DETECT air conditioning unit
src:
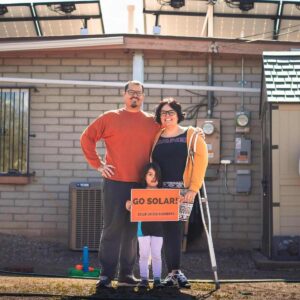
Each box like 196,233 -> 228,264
69,182 -> 104,250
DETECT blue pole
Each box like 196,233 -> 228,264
83,246 -> 89,272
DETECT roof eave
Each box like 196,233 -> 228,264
0,34 -> 300,56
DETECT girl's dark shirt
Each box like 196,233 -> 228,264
135,185 -> 163,237
139,221 -> 163,237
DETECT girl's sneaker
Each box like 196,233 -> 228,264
138,279 -> 149,289
153,279 -> 164,289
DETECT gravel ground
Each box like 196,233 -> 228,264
1,233 -> 300,300
0,233 -> 299,281
0,277 -> 299,300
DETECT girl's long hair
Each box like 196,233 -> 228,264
140,162 -> 162,188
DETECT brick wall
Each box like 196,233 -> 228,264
0,49 -> 262,248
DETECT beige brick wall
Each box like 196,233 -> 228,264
0,49 -> 262,249
144,53 -> 262,249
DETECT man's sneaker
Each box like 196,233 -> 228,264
138,279 -> 149,289
96,276 -> 112,291
153,279 -> 164,289
173,270 -> 191,289
117,275 -> 139,287
163,272 -> 178,287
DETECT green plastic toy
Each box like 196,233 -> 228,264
68,246 -> 101,278
68,266 -> 100,278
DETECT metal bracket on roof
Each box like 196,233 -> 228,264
209,42 -> 219,53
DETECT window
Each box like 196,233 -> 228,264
0,88 -> 30,175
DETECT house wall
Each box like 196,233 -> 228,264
0,49 -> 262,249
272,105 -> 300,236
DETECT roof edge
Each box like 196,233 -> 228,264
0,36 -> 124,52
263,51 -> 300,57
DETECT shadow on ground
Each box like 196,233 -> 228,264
60,286 -> 218,300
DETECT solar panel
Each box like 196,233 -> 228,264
0,1 -> 104,38
144,0 -> 207,12
35,2 -> 103,36
143,0 -> 300,42
0,5 -> 37,38
278,3 -> 300,41
214,0 -> 277,15
145,14 -> 206,36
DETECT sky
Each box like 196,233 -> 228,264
101,0 -> 144,34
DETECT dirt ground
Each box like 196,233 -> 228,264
0,233 -> 299,281
0,276 -> 299,300
0,233 -> 299,299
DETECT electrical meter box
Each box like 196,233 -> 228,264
235,136 -> 251,164
196,119 -> 220,164
236,111 -> 250,133
236,169 -> 251,194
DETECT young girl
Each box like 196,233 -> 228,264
126,162 -> 164,289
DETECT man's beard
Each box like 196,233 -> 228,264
130,99 -> 138,108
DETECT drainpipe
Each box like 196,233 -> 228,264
129,5 -> 145,107
240,56 -> 245,111
132,52 -> 144,109
207,0 -> 215,118
132,52 -> 144,83
207,54 -> 213,118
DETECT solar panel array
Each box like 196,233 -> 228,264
1,0 -> 300,41
144,0 -> 300,42
0,1 -> 104,38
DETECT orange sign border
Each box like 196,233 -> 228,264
130,189 -> 181,222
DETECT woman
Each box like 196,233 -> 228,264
151,97 -> 208,288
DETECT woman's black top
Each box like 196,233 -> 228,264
152,131 -> 188,183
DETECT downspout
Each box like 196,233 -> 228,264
207,0 -> 215,118
240,56 -> 245,111
128,4 -> 144,107
207,54 -> 213,118
132,52 -> 144,83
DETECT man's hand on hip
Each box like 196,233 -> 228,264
98,164 -> 115,178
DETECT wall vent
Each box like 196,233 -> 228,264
69,182 -> 104,250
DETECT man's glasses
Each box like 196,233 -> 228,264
160,110 -> 176,117
127,90 -> 143,96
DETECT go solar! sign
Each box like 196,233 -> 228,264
130,189 -> 181,222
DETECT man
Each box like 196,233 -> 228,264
80,80 -> 160,289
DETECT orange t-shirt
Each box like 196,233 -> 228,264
80,108 -> 160,182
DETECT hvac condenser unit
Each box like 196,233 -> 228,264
69,182 -> 104,250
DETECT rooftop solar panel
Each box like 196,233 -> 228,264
147,14 -> 206,36
278,20 -> 300,41
0,21 -> 36,37
144,0 -> 300,41
0,1 -> 104,38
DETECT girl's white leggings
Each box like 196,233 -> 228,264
138,236 -> 163,280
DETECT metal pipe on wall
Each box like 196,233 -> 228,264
0,76 -> 260,93
206,0 -> 215,118
207,53 -> 214,118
